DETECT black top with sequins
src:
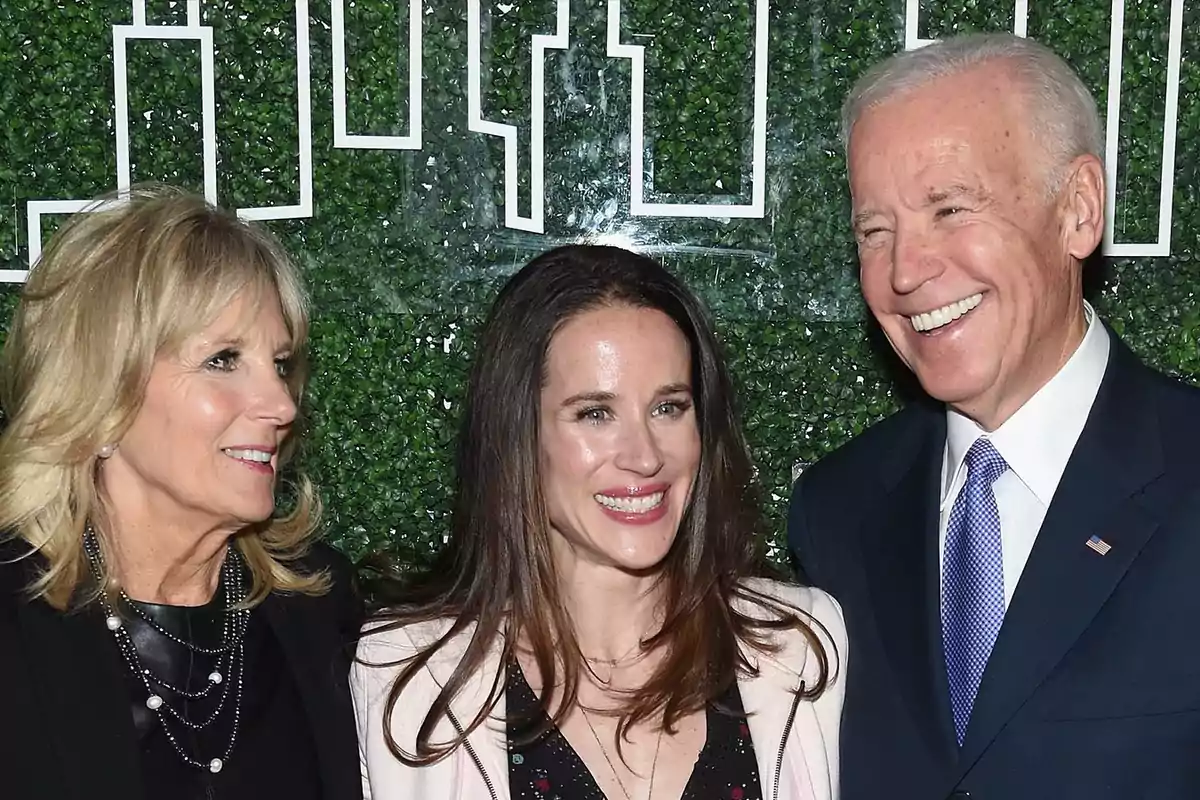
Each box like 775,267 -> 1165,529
506,664 -> 763,800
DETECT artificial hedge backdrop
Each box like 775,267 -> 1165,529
1,0 -> 1197,570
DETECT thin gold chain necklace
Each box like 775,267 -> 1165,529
578,706 -> 664,800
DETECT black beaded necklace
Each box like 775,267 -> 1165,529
82,528 -> 250,774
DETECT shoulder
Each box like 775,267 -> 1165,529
738,577 -> 842,620
0,537 -> 41,602
1100,332 -> 1200,463
351,616 -> 472,733
294,540 -> 356,582
797,402 -> 939,493
356,615 -> 458,664
736,578 -> 847,679
275,541 -> 364,638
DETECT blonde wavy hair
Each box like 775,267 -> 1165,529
0,184 -> 327,610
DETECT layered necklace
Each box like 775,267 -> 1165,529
579,643 -> 663,800
82,528 -> 250,774
578,704 -> 663,800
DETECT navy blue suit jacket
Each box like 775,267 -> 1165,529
789,334 -> 1200,799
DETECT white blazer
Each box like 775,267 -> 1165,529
352,579 -> 847,800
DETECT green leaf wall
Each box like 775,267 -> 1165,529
2,0 -> 1196,569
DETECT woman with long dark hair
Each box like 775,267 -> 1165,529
353,245 -> 846,800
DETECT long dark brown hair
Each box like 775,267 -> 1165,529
366,244 -> 831,764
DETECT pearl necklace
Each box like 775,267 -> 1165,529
83,529 -> 249,774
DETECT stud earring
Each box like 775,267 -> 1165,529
97,443 -> 117,459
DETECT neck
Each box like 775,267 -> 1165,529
103,518 -> 235,606
557,559 -> 665,663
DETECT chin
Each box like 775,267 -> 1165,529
230,501 -> 277,526
606,537 -> 675,573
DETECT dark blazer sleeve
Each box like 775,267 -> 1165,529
303,541 -> 366,653
788,473 -> 825,589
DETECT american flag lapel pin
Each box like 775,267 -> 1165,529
1086,535 -> 1113,555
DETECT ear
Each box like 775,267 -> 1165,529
1060,154 -> 1105,260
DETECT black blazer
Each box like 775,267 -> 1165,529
789,333 -> 1200,800
0,540 -> 364,800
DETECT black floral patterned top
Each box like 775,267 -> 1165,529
506,663 -> 763,800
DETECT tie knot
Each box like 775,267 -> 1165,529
965,437 -> 1008,485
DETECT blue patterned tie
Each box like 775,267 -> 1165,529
942,437 -> 1008,746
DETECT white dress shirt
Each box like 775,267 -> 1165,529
938,302 -> 1111,606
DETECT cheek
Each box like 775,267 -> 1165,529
541,427 -> 609,485
858,257 -> 896,312
671,428 -> 701,474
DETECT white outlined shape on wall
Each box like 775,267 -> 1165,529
904,0 -> 1028,49
1102,0 -> 1182,257
903,0 -> 1182,258
332,0 -> 422,149
607,0 -> 770,219
19,0 -> 314,281
466,0 -> 569,233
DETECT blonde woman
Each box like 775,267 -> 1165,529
0,186 -> 362,800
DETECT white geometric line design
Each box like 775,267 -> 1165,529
466,0 -> 570,233
1103,0 -> 1182,257
130,2 -> 202,31
18,197 -> 132,282
18,1 -> 316,281
904,0 -> 1029,49
607,0 -> 770,218
113,25 -> 218,204
332,0 -> 422,149
236,0 -> 313,220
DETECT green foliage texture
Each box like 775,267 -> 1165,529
1,0 -> 1197,570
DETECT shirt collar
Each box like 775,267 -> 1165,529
942,302 -> 1110,507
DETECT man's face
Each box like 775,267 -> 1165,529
848,64 -> 1102,429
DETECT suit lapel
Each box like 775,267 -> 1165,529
859,406 -> 959,765
262,592 -> 361,800
954,339 -> 1167,773
19,597 -> 145,800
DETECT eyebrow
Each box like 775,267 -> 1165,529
559,383 -> 692,408
560,390 -> 616,408
851,209 -> 880,231
203,336 -> 294,355
925,183 -> 986,205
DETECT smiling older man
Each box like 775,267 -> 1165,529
789,32 -> 1200,800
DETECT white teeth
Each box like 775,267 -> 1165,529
593,492 -> 665,513
910,293 -> 983,333
223,448 -> 272,463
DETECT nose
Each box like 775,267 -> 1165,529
613,417 -> 665,477
257,370 -> 298,427
890,225 -> 945,295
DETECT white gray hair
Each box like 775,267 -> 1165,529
841,33 -> 1104,186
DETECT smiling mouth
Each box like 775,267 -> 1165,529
593,491 -> 665,514
908,293 -> 983,333
222,448 -> 274,465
